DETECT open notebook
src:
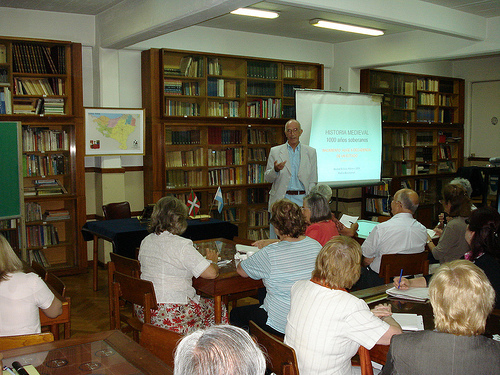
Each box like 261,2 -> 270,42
386,287 -> 429,302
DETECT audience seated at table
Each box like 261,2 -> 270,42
354,188 -> 428,289
136,196 -> 227,334
427,183 -> 472,263
230,199 -> 322,336
0,234 -> 62,336
285,236 -> 402,375
173,324 -> 266,375
253,192 -> 340,247
311,184 -> 359,237
395,206 -> 500,308
382,260 -> 500,374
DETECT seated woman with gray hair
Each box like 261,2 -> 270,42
174,325 -> 266,375
136,196 -> 227,334
382,260 -> 500,374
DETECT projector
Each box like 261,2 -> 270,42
489,157 -> 500,166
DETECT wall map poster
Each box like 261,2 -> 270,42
85,107 -> 145,155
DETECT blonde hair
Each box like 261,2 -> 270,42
0,234 -> 23,282
429,260 -> 495,336
149,196 -> 188,235
312,236 -> 362,289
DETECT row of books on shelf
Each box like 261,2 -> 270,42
26,223 -> 60,248
438,161 -> 456,172
221,190 -> 244,205
207,58 -> 223,76
23,153 -> 67,177
439,144 -> 453,159
247,62 -> 279,80
208,127 -> 242,145
366,197 -> 390,215
22,127 -> 69,152
247,82 -> 276,96
208,147 -> 244,167
248,209 -> 269,227
208,167 -> 245,186
207,101 -> 240,118
166,170 -> 203,188
219,207 -> 240,222
283,84 -> 302,98
438,109 -> 454,123
392,130 -> 411,147
394,79 -> 414,96
283,65 -> 314,79
365,180 -> 391,196
246,98 -> 282,118
165,100 -> 200,116
207,78 -> 240,98
417,92 -> 437,106
416,78 -> 439,92
28,249 -> 50,268
248,147 -> 267,162
416,132 -> 433,145
166,149 -> 204,168
0,86 -> 11,114
165,129 -> 201,145
247,188 -> 269,204
12,43 -> 65,75
12,97 -> 65,115
164,80 -> 200,96
394,96 -> 415,110
247,129 -> 276,144
25,202 -> 70,222
438,94 -> 456,107
415,147 -> 433,162
247,228 -> 270,241
24,179 -> 68,196
247,164 -> 266,184
391,147 -> 411,161
164,56 -> 204,77
0,218 -> 17,229
14,77 -> 64,96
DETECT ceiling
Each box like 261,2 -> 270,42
1,0 -> 500,44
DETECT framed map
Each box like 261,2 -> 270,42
85,107 -> 145,156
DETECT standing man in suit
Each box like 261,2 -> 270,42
264,119 -> 318,238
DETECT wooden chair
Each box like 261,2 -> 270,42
31,260 -> 47,280
357,346 -> 374,375
249,321 -> 299,375
108,253 -> 141,329
46,272 -> 66,297
0,332 -> 54,350
112,271 -> 158,342
139,323 -> 182,367
102,201 -> 132,220
379,252 -> 429,284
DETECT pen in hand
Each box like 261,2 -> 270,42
398,269 -> 403,289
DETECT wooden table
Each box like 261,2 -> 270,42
352,284 -> 500,365
192,238 -> 263,323
0,330 -> 173,374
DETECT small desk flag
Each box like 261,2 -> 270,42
215,187 -> 224,213
187,190 -> 200,216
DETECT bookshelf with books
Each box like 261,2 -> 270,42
0,36 -> 86,275
360,69 -> 464,227
0,219 -> 20,255
143,48 -> 322,239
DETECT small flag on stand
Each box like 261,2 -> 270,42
214,187 -> 224,213
187,190 -> 200,216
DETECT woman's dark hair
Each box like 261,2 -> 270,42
149,196 -> 188,235
303,193 -> 332,223
468,206 -> 500,260
269,199 -> 307,238
442,183 -> 471,218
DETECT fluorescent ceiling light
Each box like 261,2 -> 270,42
310,19 -> 384,36
230,8 -> 279,19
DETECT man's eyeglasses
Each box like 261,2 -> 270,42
286,128 -> 300,134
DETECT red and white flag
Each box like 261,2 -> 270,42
187,190 -> 200,216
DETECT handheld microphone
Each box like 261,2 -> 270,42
12,362 -> 29,375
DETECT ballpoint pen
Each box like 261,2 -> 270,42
398,268 -> 403,289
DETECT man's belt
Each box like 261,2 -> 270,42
286,190 -> 306,195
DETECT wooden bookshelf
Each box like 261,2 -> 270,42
0,37 -> 86,275
360,69 -> 465,228
142,48 -> 323,239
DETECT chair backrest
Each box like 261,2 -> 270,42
0,332 -> 54,350
233,236 -> 254,245
31,260 -> 47,280
249,321 -> 299,375
46,272 -> 66,297
102,201 -> 132,220
112,271 -> 158,333
357,346 -> 374,375
139,323 -> 182,367
110,252 -> 141,276
379,252 -> 429,284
